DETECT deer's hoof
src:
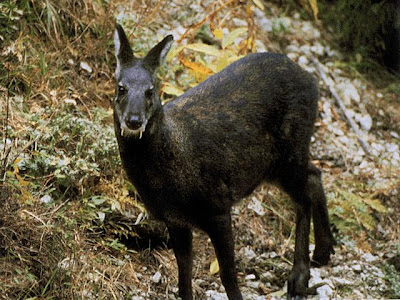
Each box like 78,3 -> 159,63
311,239 -> 336,267
287,266 -> 310,300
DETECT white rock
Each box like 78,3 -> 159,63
359,114 -> 372,131
362,253 -> 378,262
240,247 -> 256,261
245,274 -> 256,281
317,284 -> 334,298
387,143 -> 399,153
352,264 -> 362,272
80,61 -> 92,73
311,42 -> 325,56
206,290 -> 228,300
390,131 -> 399,139
286,44 -> 299,53
248,197 -> 265,216
269,251 -> 278,258
152,271 -> 162,283
298,55 -> 309,66
331,276 -> 353,285
40,195 -> 52,204
337,82 -> 360,105
246,281 -> 260,289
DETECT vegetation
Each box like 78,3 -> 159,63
1,0 -> 399,298
318,0 -> 399,77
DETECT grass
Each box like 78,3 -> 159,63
1,0 -> 399,298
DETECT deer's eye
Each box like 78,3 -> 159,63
118,85 -> 127,96
145,86 -> 154,99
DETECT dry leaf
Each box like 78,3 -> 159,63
308,0 -> 319,20
179,58 -> 214,76
252,0 -> 265,10
161,83 -> 184,97
210,258 -> 220,275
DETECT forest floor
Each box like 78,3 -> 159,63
1,0 -> 399,299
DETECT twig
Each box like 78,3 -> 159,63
311,57 -> 370,155
21,209 -> 47,226
1,65 -> 12,181
177,0 -> 239,44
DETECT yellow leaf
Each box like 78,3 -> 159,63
308,0 -> 319,20
184,43 -> 221,56
213,28 -> 223,40
222,27 -> 248,49
161,83 -> 184,97
252,0 -> 264,10
16,174 -> 30,187
179,58 -> 214,76
209,258 -> 220,275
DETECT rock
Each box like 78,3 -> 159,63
152,271 -> 162,283
359,114 -> 373,131
387,143 -> 399,153
246,281 -> 260,289
248,197 -> 265,216
317,284 -> 334,298
298,55 -> 309,66
390,131 -> 399,139
240,246 -> 256,261
337,82 -> 360,105
362,253 -> 378,263
40,194 -> 52,204
206,290 -> 228,300
80,61 -> 92,73
245,274 -> 256,281
311,42 -> 325,56
352,264 -> 362,272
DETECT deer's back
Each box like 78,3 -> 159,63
152,53 -> 319,223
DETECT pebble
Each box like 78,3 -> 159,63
152,271 -> 162,283
352,264 -> 362,272
245,274 -> 256,281
317,284 -> 334,298
205,290 -> 228,300
359,114 -> 373,131
362,253 -> 378,263
337,82 -> 360,104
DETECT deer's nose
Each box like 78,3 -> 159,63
125,115 -> 143,130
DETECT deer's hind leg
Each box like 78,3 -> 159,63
306,163 -> 336,266
278,163 -> 312,298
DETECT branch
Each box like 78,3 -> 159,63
311,57 -> 370,156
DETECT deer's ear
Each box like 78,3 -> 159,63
114,24 -> 135,66
143,35 -> 173,73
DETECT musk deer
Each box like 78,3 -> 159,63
113,24 -> 335,300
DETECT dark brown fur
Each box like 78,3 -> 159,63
113,25 -> 336,300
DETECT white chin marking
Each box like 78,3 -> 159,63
120,125 -> 146,139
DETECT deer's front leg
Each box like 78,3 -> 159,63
201,213 -> 243,300
168,225 -> 193,300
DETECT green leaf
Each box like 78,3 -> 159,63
161,83 -> 184,96
91,196 -> 106,206
364,198 -> 386,213
222,27 -> 247,49
184,43 -> 221,56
